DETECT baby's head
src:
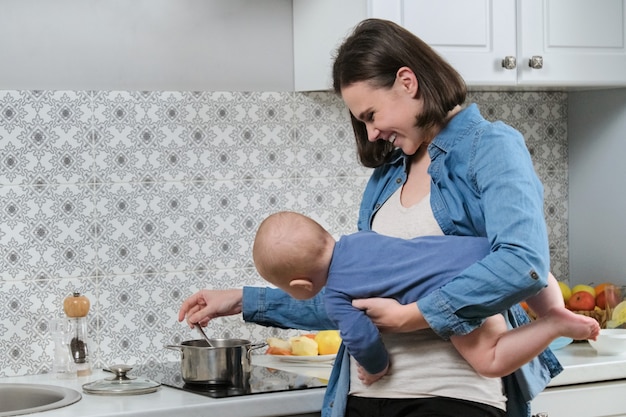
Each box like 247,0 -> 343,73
253,211 -> 334,300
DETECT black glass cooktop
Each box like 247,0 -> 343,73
126,361 -> 327,398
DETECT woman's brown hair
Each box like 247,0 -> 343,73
332,19 -> 467,168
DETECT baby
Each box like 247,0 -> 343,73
253,211 -> 599,385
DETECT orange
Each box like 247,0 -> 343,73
266,346 -> 292,356
594,282 -> 613,296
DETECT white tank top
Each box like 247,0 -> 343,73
349,188 -> 506,411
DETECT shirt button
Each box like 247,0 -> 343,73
530,271 -> 539,280
395,178 -> 402,184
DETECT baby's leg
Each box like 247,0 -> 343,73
526,272 -> 564,316
451,309 -> 600,378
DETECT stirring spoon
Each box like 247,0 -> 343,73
195,324 -> 215,348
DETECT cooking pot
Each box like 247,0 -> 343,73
165,339 -> 265,386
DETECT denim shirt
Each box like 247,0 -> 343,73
359,104 -> 551,338
243,104 -> 562,417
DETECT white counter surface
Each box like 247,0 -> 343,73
548,341 -> 626,386
0,355 -> 329,417
2,342 -> 625,417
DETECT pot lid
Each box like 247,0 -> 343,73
82,364 -> 160,395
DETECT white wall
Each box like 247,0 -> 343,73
568,88 -> 626,285
0,0 -> 294,91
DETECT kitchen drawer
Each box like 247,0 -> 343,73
532,379 -> 626,417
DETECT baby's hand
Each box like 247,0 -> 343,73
356,362 -> 389,386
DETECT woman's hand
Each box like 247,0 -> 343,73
352,297 -> 429,333
178,289 -> 243,328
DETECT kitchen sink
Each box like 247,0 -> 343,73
0,383 -> 81,416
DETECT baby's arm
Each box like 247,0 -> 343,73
325,291 -> 390,384
451,308 -> 599,378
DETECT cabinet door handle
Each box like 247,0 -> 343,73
529,55 -> 544,69
501,56 -> 517,69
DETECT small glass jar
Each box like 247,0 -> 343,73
50,317 -> 77,379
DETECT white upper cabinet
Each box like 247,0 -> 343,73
518,0 -> 626,87
387,0 -> 517,86
294,0 -> 626,90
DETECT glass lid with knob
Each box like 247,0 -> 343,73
82,364 -> 161,395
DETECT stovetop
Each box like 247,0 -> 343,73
127,361 -> 327,398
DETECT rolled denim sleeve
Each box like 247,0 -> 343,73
242,286 -> 336,330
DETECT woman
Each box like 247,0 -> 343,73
179,19 -> 562,417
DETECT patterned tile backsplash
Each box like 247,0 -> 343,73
0,90 -> 568,377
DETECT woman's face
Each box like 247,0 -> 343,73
341,68 -> 428,156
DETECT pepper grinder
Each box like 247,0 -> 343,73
63,292 -> 92,377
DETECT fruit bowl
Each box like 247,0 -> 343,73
571,309 -> 607,328
588,329 -> 626,355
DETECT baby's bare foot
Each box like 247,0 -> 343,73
546,307 -> 600,340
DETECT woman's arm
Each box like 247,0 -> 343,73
178,289 -> 243,328
351,274 -> 565,335
242,286 -> 337,330
178,287 -> 336,331
418,124 -> 550,338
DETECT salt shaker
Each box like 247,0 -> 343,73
63,292 -> 92,377
50,317 -> 76,379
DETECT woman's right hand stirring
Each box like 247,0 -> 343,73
178,289 -> 243,328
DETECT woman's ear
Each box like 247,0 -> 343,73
289,278 -> 314,292
396,66 -> 418,97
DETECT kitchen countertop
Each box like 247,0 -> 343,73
0,355 -> 329,417
256,341 -> 626,388
1,342 -> 625,417
547,341 -> 626,386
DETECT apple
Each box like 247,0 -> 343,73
571,284 -> 596,298
596,291 -> 620,310
567,291 -> 596,311
597,285 -> 623,310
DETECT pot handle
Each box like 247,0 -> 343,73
250,342 -> 267,351
165,344 -> 184,351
